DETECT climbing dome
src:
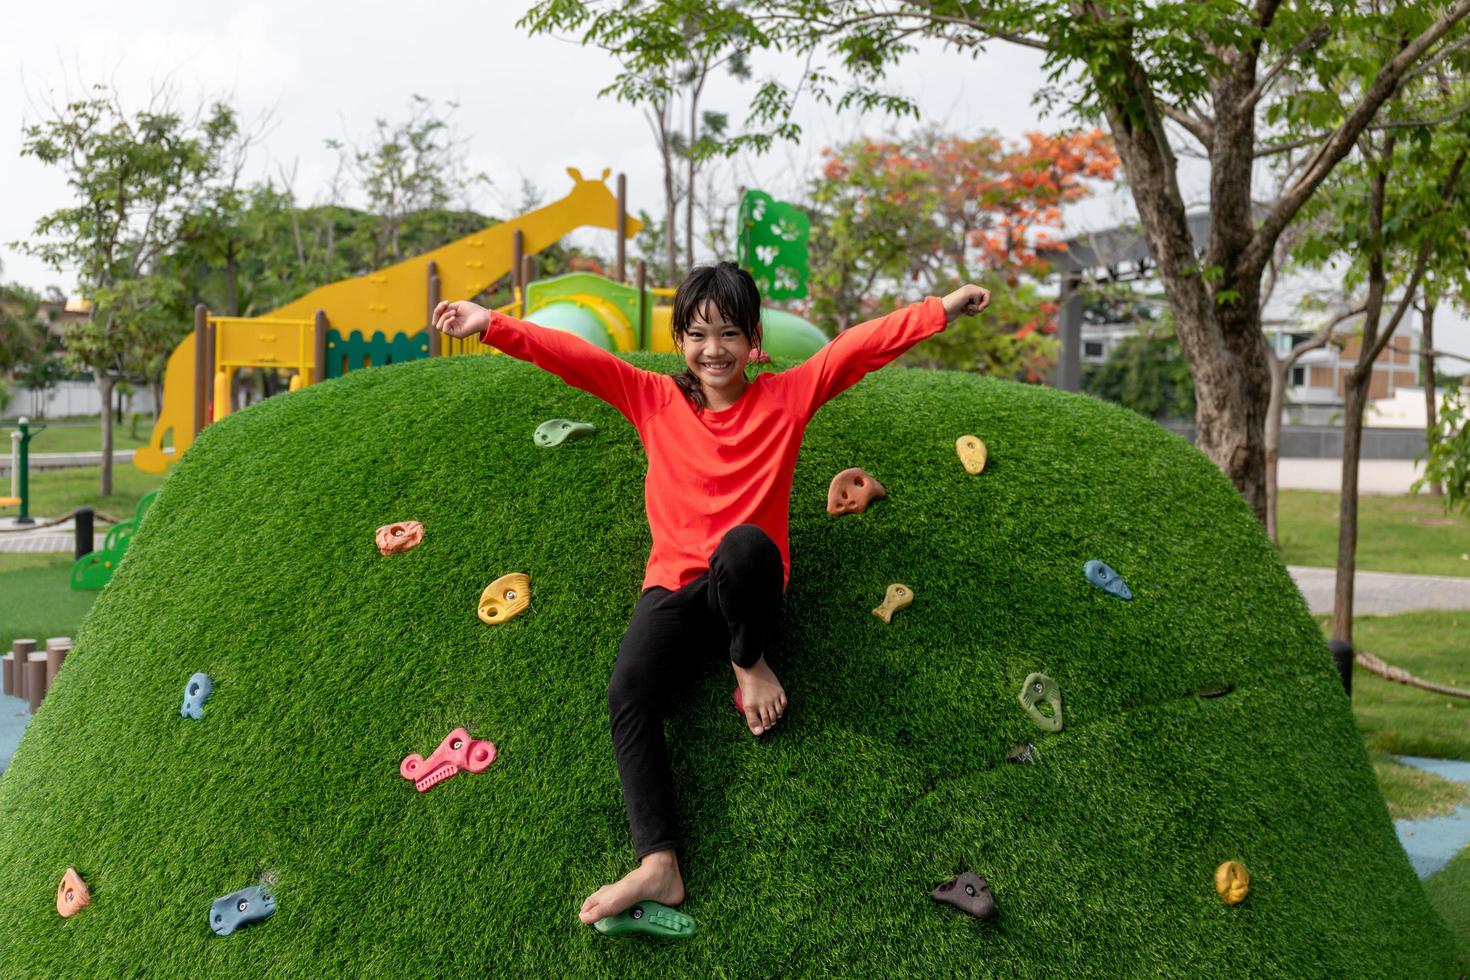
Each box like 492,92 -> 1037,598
0,351 -> 1458,976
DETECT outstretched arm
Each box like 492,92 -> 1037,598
782,284 -> 991,418
434,300 -> 662,425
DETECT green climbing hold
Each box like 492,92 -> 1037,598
1018,673 -> 1064,733
533,419 -> 596,448
592,901 -> 696,938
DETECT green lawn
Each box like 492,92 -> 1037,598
1279,489 -> 1470,577
2,418 -> 151,453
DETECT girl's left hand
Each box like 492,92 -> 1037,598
942,284 -> 991,323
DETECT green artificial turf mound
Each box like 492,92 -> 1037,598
0,352 -> 1457,977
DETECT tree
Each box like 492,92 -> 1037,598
1084,324 -> 1197,420
15,86 -> 237,494
1415,375 -> 1470,512
530,0 -> 1470,524
521,2 -> 757,284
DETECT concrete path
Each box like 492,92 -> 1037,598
1394,756 -> 1470,879
0,692 -> 28,774
1277,458 -> 1426,495
0,516 -> 107,554
1288,566 -> 1470,616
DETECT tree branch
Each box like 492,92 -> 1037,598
1282,303 -> 1366,374
1163,104 -> 1214,149
1244,0 -> 1470,278
1246,24 -> 1330,110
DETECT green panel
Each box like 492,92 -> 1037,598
739,189 -> 811,300
523,301 -> 616,351
324,329 -> 431,379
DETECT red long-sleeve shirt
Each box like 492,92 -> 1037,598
482,296 -> 949,593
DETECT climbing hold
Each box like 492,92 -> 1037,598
534,419 -> 596,448
827,467 -> 886,516
180,672 -> 213,720
376,521 -> 424,555
1006,742 -> 1040,765
1083,560 -> 1133,600
955,435 -> 988,475
1018,673 -> 1064,733
478,573 -> 531,625
871,583 -> 913,624
931,871 -> 996,922
593,900 -> 697,937
1215,861 -> 1250,905
1197,685 -> 1235,699
747,349 -> 771,364
56,867 -> 90,918
209,885 -> 276,936
401,726 -> 497,793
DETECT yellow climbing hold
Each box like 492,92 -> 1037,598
478,573 -> 531,625
1214,861 -> 1250,905
872,583 -> 913,624
956,435 -> 987,475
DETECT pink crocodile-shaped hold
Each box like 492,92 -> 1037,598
400,727 -> 496,793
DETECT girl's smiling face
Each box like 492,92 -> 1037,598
681,300 -> 755,402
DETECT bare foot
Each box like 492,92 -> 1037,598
578,849 -> 686,925
732,655 -> 788,736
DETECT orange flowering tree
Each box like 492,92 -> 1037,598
803,127 -> 1119,379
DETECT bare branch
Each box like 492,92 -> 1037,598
1282,303 -> 1367,374
1163,104 -> 1214,149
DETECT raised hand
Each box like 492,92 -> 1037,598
433,300 -> 491,339
941,284 -> 992,323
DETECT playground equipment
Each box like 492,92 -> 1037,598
180,673 -> 213,720
1083,559 -> 1133,601
2,637 -> 72,715
1019,673 -> 1064,733
57,868 -> 91,918
3,418 -> 45,521
871,583 -> 913,624
375,521 -> 424,555
134,170 -> 831,474
71,490 -> 158,590
826,467 -> 885,516
534,419 -> 596,447
400,728 -> 497,794
478,573 -> 531,625
930,871 -> 997,922
592,901 -> 696,938
955,434 -> 987,475
209,886 -> 275,937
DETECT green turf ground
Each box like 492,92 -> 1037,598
0,356 -> 1460,976
1278,490 -> 1470,577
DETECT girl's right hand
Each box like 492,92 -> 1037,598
433,300 -> 491,339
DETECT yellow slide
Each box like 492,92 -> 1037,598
135,168 -> 638,473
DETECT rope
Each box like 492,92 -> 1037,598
1355,651 -> 1470,699
0,510 -> 122,533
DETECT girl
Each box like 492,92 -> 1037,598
433,262 -> 990,928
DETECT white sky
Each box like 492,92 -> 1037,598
2,0 -> 1465,370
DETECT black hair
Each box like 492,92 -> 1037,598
670,261 -> 763,412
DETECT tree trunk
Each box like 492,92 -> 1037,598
1421,293 -> 1442,496
1332,372 -> 1368,644
97,374 -> 114,498
1265,350 -> 1286,545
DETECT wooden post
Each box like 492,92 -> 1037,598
193,305 -> 209,437
512,229 -> 525,307
427,261 -> 442,358
45,637 -> 72,690
26,654 -> 46,712
521,255 -> 537,298
635,260 -> 648,351
314,310 -> 328,384
1,653 -> 12,698
616,173 -> 627,283
9,639 -> 35,699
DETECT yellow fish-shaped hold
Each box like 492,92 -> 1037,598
871,583 -> 914,624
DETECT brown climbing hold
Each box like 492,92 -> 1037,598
57,867 -> 90,918
955,435 -> 988,475
827,468 -> 886,516
376,521 -> 424,556
871,583 -> 913,624
478,573 -> 531,625
1215,861 -> 1250,905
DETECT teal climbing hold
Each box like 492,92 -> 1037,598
1019,673 -> 1064,733
593,901 -> 696,938
1084,559 -> 1133,600
534,419 -> 597,448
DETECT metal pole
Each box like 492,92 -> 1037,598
522,255 -> 537,298
1054,273 -> 1082,392
635,260 -> 648,351
193,304 -> 208,438
16,418 -> 34,525
512,229 -> 525,300
1327,639 -> 1353,698
427,260 -> 442,358
74,507 -> 94,559
616,173 -> 627,283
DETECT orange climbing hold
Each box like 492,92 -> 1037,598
57,867 -> 90,918
376,521 -> 425,555
827,468 -> 886,516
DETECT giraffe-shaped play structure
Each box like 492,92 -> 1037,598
133,168 -> 639,473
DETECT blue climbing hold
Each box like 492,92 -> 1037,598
209,885 -> 275,936
181,673 -> 213,720
1083,560 -> 1132,601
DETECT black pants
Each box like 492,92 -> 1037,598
608,524 -> 784,860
